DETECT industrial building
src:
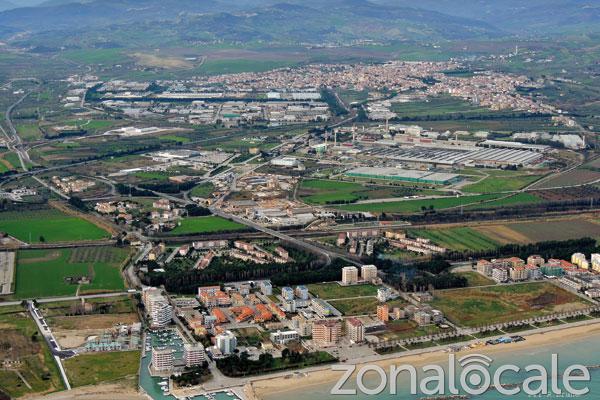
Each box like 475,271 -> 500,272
346,167 -> 461,185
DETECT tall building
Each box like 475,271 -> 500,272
572,253 -> 589,270
377,287 -> 390,303
143,288 -> 173,328
295,285 -> 309,300
341,266 -> 359,285
281,286 -> 295,301
377,304 -> 389,322
183,343 -> 206,367
492,267 -> 509,283
260,281 -> 273,296
510,266 -> 528,282
592,254 -> 600,272
346,318 -> 365,343
216,330 -> 237,355
361,265 -> 378,281
312,320 -> 342,346
152,347 -> 174,372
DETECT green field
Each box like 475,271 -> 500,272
64,350 -> 140,387
0,208 -> 109,243
454,271 -> 496,287
299,179 -> 439,205
337,193 -> 501,214
465,193 -> 542,210
190,182 -> 215,198
376,320 -> 443,341
408,227 -> 500,252
16,123 -> 43,141
391,95 -> 493,119
169,216 -> 246,235
197,59 -> 296,75
462,173 -> 545,194
307,283 -> 379,300
15,247 -> 128,299
60,48 -> 129,65
328,297 -> 379,315
431,282 -> 591,328
0,306 -> 63,398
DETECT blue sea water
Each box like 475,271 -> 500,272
263,330 -> 600,400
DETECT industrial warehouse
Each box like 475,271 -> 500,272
345,167 -> 462,185
367,145 -> 545,169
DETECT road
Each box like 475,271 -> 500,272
0,290 -> 139,308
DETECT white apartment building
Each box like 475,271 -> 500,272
492,267 -> 508,283
270,330 -> 300,345
150,302 -> 173,328
216,331 -> 237,355
571,253 -> 589,270
342,266 -> 359,285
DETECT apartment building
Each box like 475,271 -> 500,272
346,318 -> 365,343
342,266 -> 359,285
312,320 -> 342,346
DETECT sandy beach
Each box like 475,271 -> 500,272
246,321 -> 600,400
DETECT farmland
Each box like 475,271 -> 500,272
298,179 -> 431,205
462,172 -> 545,194
431,282 -> 591,327
0,208 -> 109,243
168,216 -> 246,235
531,168 -> 600,189
474,218 -> 600,244
464,192 -> 542,210
14,247 -> 129,299
64,350 -> 140,388
336,193 -> 502,214
0,306 -> 63,398
307,283 -> 379,299
408,227 -> 499,252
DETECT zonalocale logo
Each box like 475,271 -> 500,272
331,354 -> 590,396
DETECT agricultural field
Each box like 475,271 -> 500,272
0,208 -> 109,243
168,216 -> 246,235
14,247 -> 129,299
531,168 -> 600,189
64,350 -> 140,388
474,218 -> 600,244
462,172 -> 546,194
307,283 -> 379,299
298,179 -> 436,205
464,192 -> 542,210
454,271 -> 496,287
390,95 -> 493,118
0,306 -> 63,398
337,193 -> 502,214
196,58 -> 297,75
431,282 -> 591,328
408,227 -> 499,252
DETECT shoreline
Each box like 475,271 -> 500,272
246,320 -> 600,400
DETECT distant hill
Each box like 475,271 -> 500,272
0,0 -> 503,47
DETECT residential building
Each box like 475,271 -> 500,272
295,285 -> 309,300
414,311 -> 431,326
342,266 -> 359,285
216,331 -> 237,355
572,253 -> 589,270
510,266 -> 528,282
282,286 -> 295,301
492,267 -> 509,283
311,298 -> 332,317
377,304 -> 389,322
312,320 -> 342,346
270,330 -> 300,345
526,264 -> 543,280
346,318 -> 365,343
260,281 -> 273,296
152,347 -> 174,372
183,343 -> 206,367
476,260 -> 493,276
592,254 -> 600,272
527,255 -> 545,267
377,287 -> 390,303
361,265 -> 378,281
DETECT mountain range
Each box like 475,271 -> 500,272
0,0 -> 597,49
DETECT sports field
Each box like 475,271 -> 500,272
307,282 -> 379,299
0,208 -> 109,243
337,193 -> 501,214
169,216 -> 246,235
15,247 -> 128,299
408,227 -> 499,252
431,282 -> 591,327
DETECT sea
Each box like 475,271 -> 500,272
263,330 -> 600,400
